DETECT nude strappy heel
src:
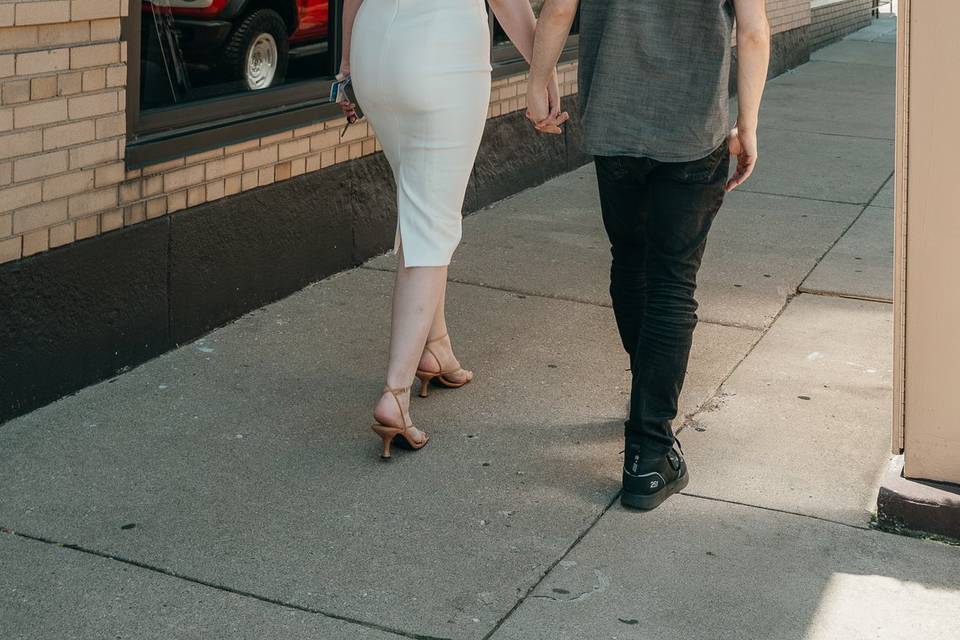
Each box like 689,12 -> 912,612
371,386 -> 429,460
415,333 -> 474,398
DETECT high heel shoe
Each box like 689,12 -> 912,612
415,333 -> 473,398
371,386 -> 429,460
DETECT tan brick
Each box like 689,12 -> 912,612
71,0 -> 122,21
310,129 -> 339,152
319,150 -> 335,169
275,162 -> 291,182
362,138 -> 376,156
0,161 -> 11,186
163,164 -> 204,192
13,199 -> 67,234
75,213 -> 100,238
14,149 -> 67,181
68,186 -> 116,218
15,1 -> 71,27
58,71 -> 83,96
118,179 -> 140,204
240,170 -> 258,191
43,119 -> 95,150
167,190 -> 186,213
0,182 -> 42,213
279,138 -> 310,160
0,107 -> 11,132
14,98 -> 68,128
0,26 -> 40,53
0,212 -> 11,236
105,64 -> 125,88
243,145 -> 278,170
0,236 -> 21,263
2,80 -> 31,105
0,55 -> 14,79
89,18 -> 121,41
48,220 -> 75,247
185,148 -> 223,165
94,112 -> 124,139
341,123 -> 368,143
21,228 -> 48,256
37,21 -> 89,47
205,179 -> 225,202
31,75 -> 58,100
99,208 -> 121,232
124,202 -> 145,225
290,157 -> 306,177
68,91 -> 117,119
0,5 -> 14,28
71,43 -> 119,69
125,168 -> 140,180
68,139 -> 116,168
294,123 -> 323,137
224,174 -> 241,196
146,196 -> 167,219
143,174 -> 162,196
16,49 -> 70,76
205,154 -> 242,180
305,153 -> 321,173
348,142 -> 362,160
334,144 -> 349,164
0,129 -> 42,160
81,68 -> 106,92
43,169 -> 94,200
94,161 -> 124,187
187,185 -> 204,207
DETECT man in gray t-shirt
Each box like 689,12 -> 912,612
526,0 -> 770,511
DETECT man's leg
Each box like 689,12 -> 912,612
594,156 -> 655,360
621,143 -> 729,510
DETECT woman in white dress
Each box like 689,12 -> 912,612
340,0 -> 564,458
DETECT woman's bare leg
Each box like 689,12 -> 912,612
374,247 -> 447,436
419,278 -> 473,384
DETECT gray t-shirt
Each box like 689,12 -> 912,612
578,0 -> 735,162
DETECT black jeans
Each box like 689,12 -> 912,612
595,144 -> 729,457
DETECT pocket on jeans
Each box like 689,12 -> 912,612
675,144 -> 727,184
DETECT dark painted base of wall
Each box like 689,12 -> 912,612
875,457 -> 960,544
0,97 -> 587,425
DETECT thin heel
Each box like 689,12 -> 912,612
371,425 -> 399,460
416,372 -> 434,398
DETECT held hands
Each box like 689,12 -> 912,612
726,125 -> 759,192
525,70 -> 570,135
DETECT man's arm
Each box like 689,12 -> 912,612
526,0 -> 580,132
727,0 -> 770,191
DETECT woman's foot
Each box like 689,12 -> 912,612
373,387 -> 427,446
418,333 -> 474,392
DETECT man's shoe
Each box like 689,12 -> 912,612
621,441 -> 689,510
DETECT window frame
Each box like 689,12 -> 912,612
124,1 -> 579,169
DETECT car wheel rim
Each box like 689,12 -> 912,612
246,33 -> 278,90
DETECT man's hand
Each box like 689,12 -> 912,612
726,126 -> 758,192
526,71 -> 569,134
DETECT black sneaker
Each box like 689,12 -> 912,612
621,440 -> 689,510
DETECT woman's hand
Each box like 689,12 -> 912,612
525,69 -> 570,135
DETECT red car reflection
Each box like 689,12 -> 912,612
143,1 -> 330,91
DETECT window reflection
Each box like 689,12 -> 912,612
140,0 -> 332,110
492,1 -> 577,44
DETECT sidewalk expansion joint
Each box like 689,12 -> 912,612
758,127 -> 894,142
480,491 -> 622,640
358,266 -> 765,332
793,169 -> 895,296
678,492 -> 872,532
733,188 -> 870,207
0,527 -> 454,640
797,287 -> 893,305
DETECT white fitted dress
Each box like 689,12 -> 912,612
350,0 -> 492,267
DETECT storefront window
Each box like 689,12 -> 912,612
140,1 -> 333,110
492,1 -> 578,45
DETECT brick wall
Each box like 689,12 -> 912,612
0,0 -> 577,265
810,0 -> 875,49
768,0 -> 813,35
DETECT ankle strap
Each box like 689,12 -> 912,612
426,332 -> 448,344
383,386 -> 410,428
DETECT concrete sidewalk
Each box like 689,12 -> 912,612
3,17 -> 958,640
